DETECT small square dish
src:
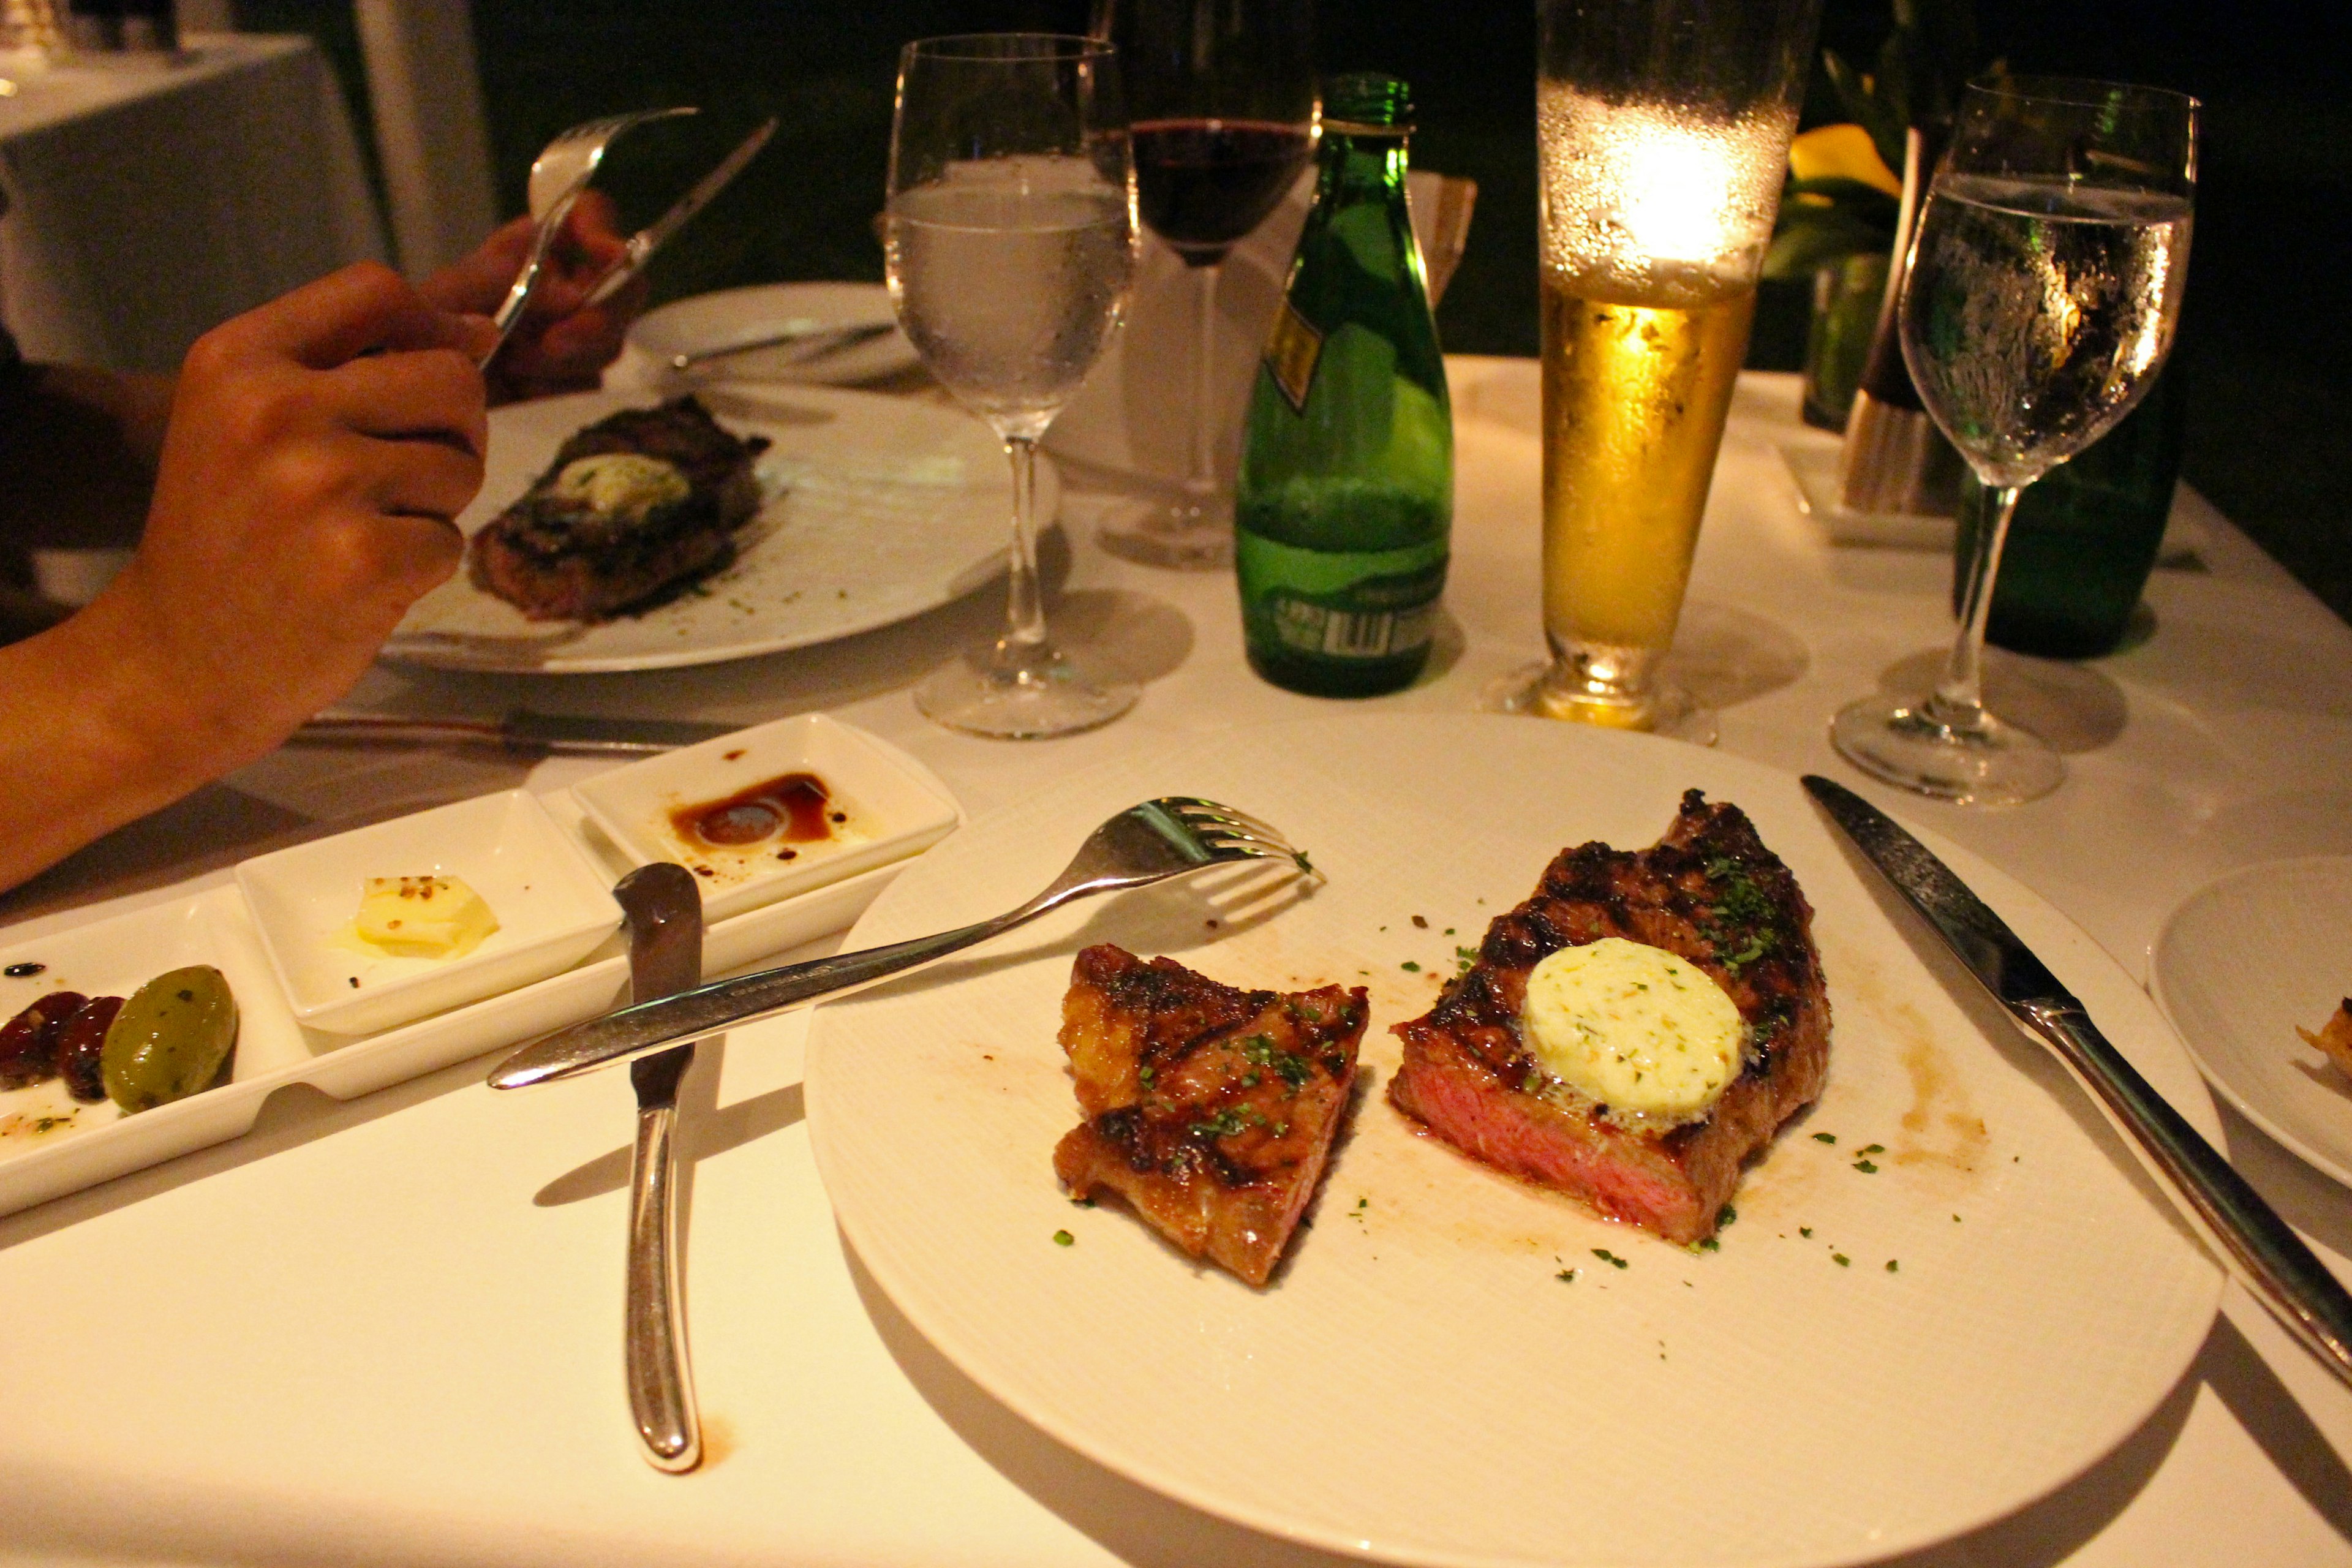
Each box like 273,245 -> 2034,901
573,714 -> 959,921
236,790 -> 620,1036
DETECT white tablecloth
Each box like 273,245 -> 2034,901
0,33 -> 383,372
3,363 -> 2350,1566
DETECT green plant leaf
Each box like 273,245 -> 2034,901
1763,214 -> 1894,281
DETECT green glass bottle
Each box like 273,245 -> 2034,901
1235,72 -> 1453,698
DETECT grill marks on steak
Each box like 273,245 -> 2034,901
1054,946 -> 1366,1286
1389,791 -> 1830,1245
467,396 -> 771,622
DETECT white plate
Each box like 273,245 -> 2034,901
236,790 -> 619,1035
2152,856 -> 2352,1188
807,715 -> 2221,1568
383,386 -> 1028,674
573,712 -> 960,922
619,281 -> 918,387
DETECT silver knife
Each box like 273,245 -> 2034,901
294,710 -> 736,756
586,118 -> 778,307
1802,774 -> 2352,1393
615,862 -> 706,1473
668,320 -> 897,375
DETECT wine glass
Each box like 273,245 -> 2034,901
1831,77 -> 2198,804
884,34 -> 1142,739
1094,0 -> 1317,570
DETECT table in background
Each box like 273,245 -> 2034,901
0,33 -> 383,372
2,364 -> 2348,1567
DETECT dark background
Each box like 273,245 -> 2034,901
243,0 -> 2350,623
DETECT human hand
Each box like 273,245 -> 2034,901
421,190 -> 648,404
85,263 -> 492,783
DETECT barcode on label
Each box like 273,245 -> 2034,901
1272,598 -> 1433,660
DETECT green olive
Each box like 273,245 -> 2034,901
102,966 -> 238,1114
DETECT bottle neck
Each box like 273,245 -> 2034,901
1317,126 -> 1411,200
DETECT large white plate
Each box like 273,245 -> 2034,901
2152,856 -> 2352,1188
806,715 -> 2221,1568
383,385 -> 1022,674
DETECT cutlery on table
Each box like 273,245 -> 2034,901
666,319 -> 897,375
485,106 -> 696,367
614,862 -> 707,1473
585,118 -> 778,307
1802,774 -> 2352,1393
293,710 -> 734,756
489,797 -> 1308,1090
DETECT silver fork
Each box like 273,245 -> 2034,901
488,797 -> 1308,1090
483,107 -> 696,366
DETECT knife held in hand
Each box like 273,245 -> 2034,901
1803,773 -> 2352,1393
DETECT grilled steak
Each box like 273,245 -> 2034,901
467,396 -> 770,622
1389,791 -> 1830,1245
1054,945 -> 1366,1286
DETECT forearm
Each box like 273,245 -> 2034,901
0,366 -> 178,550
0,597 -> 220,892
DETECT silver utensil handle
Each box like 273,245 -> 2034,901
483,191 -> 581,367
2023,1000 -> 2352,1387
626,1087 -> 699,1472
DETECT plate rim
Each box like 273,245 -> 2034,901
805,714 -> 2223,1568
2150,853 -> 2352,1189
380,383 -> 1019,675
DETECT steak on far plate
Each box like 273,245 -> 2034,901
1053,945 -> 1366,1286
466,395 -> 770,623
1388,791 -> 1830,1245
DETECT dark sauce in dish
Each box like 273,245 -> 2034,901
671,772 -> 839,850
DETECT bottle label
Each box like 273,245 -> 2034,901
1263,300 -> 1325,413
1238,532 -> 1447,662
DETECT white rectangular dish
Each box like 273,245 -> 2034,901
0,725 -> 960,1219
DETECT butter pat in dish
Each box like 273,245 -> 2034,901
574,714 -> 959,921
237,790 -> 620,1036
351,876 -> 500,959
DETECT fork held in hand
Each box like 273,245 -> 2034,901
487,798 -> 1308,1090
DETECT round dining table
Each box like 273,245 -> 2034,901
2,360 -> 2346,1567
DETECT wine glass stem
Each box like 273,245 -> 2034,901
1001,435 -> 1048,652
1929,481 -> 2023,726
1186,262 -> 1221,497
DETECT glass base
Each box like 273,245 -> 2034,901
1483,660 -> 1717,747
916,640 -> 1137,740
1097,491 -> 1232,571
1829,691 -> 2063,805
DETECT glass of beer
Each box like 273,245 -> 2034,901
1497,0 -> 1822,738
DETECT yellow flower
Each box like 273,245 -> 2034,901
1788,124 -> 1902,197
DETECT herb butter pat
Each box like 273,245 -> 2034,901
1521,937 -> 1743,1120
352,876 -> 499,959
550,453 -> 690,522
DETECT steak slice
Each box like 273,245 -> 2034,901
1389,791 -> 1830,1245
1053,945 -> 1366,1286
467,395 -> 770,622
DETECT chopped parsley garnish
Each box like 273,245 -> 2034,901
1885,1259 -> 1899,1272
1189,1107 -> 1255,1140
1800,1226 -> 1814,1238
1400,960 -> 1421,973
1832,1252 -> 1850,1267
1716,1203 -> 1737,1227
1812,1132 -> 1836,1144
1052,1230 -> 1074,1246
1858,1144 -> 1885,1155
1592,1248 -> 1629,1270
1557,1268 -> 1578,1283
1853,1159 -> 1879,1174
1690,1236 -> 1720,1253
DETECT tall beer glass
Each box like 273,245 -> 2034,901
1504,0 -> 1820,736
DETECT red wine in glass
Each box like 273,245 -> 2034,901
1133,117 -> 1314,266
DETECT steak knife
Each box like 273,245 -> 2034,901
586,118 -> 777,307
1803,774 -> 2352,1393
